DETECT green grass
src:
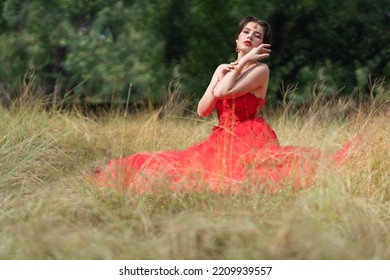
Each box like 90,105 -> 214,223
0,86 -> 389,260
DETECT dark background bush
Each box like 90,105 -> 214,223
0,0 -> 389,108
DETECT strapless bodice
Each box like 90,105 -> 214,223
215,92 -> 265,128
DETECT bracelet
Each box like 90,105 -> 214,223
233,65 -> 242,75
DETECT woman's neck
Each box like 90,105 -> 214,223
237,52 -> 245,60
236,53 -> 258,71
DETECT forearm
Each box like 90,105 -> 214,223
212,59 -> 248,98
197,75 -> 220,117
197,91 -> 218,117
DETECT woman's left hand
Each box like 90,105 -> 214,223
246,44 -> 271,62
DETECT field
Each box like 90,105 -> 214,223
0,84 -> 389,260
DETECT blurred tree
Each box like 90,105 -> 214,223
0,0 -> 388,107
266,0 -> 390,101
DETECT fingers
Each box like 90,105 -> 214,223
258,44 -> 271,54
257,44 -> 271,49
226,64 -> 235,71
229,62 -> 238,70
259,53 -> 270,60
251,44 -> 271,61
221,64 -> 235,74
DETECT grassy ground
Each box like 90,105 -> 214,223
0,86 -> 389,260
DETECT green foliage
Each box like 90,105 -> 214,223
266,0 -> 390,99
0,0 -> 389,105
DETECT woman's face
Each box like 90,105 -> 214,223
236,21 -> 264,53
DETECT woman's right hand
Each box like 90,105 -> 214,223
217,63 -> 235,80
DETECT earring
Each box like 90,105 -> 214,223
236,47 -> 239,53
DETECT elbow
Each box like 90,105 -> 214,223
197,106 -> 206,117
197,109 -> 209,118
197,105 -> 212,117
213,85 -> 231,98
212,89 -> 225,98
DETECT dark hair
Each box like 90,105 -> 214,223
235,16 -> 272,44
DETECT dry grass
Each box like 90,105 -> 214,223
0,81 -> 389,260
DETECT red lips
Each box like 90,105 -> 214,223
244,40 -> 252,46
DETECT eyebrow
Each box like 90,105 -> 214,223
243,27 -> 263,36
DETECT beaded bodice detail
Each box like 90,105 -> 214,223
215,93 -> 265,128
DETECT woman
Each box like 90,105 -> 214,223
197,16 -> 272,117
95,16 -> 349,193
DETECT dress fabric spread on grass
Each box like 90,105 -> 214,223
95,92 -> 350,193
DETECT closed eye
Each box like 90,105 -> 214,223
255,32 -> 262,39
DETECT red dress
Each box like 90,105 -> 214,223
95,93 -> 348,193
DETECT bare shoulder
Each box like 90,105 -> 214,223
251,63 -> 269,79
255,62 -> 269,72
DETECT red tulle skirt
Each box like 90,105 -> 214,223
93,116 -> 346,193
